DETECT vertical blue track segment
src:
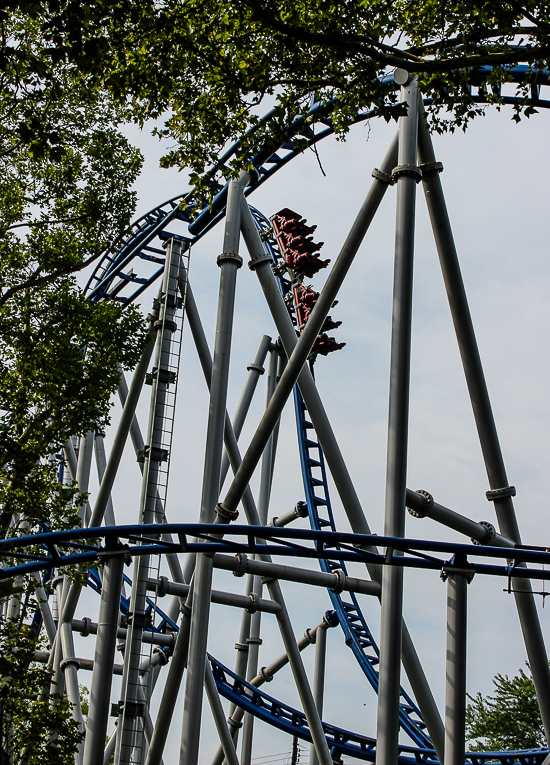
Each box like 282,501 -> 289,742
293,385 -> 432,750
248,204 -> 432,749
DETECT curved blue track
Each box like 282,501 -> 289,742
78,72 -> 550,761
5,524 -> 549,763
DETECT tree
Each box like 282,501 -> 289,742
0,614 -> 84,765
0,11 -> 148,535
466,667 -> 545,751
3,0 -> 549,191
0,13 -> 148,761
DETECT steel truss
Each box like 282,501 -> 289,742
3,67 -> 550,765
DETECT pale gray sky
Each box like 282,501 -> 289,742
82,103 -> 550,763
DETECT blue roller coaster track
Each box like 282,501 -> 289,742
3,524 -> 550,764
75,66 -> 550,763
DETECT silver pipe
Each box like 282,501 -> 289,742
240,349 -> 279,765
240,168 -> 444,755
205,662 -> 240,765
219,335 -> 272,486
83,551 -> 125,765
180,175 -> 246,765
144,592 -> 193,765
211,616 -> 336,765
443,567 -> 470,765
91,318 -> 156,529
32,571 -> 56,645
180,253 -> 334,765
406,488 -> 514,547
116,240 -> 183,765
117,372 -> 186,593
213,554 -> 380,597
94,435 -> 116,528
377,72 -> 420,765
310,618 -> 329,765
75,432 -> 94,525
417,109 -> 550,741
146,578 -> 280,614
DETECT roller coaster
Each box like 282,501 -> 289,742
3,68 -> 550,765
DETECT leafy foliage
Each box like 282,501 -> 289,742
0,612 -> 84,764
3,0 -> 549,193
466,668 -> 545,751
0,11 -> 149,535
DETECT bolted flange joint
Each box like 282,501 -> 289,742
419,161 -> 444,175
156,575 -> 169,598
217,252 -> 243,268
392,164 -> 423,183
259,666 -> 273,682
232,552 -> 248,577
407,489 -> 433,518
216,502 -> 239,521
60,657 -> 80,672
486,485 -> 516,502
79,617 -> 93,637
472,520 -> 496,546
330,568 -> 346,595
372,167 -> 395,185
246,362 -> 265,375
247,592 -> 260,613
247,251 -> 272,271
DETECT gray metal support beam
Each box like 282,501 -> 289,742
116,239 -> 183,765
179,253 -> 353,765
376,72 -> 420,765
179,175 -> 245,765
212,553 -> 380,596
144,595 -> 192,765
406,488 -> 514,547
83,549 -> 125,765
91,320 -> 156,530
240,348 -> 279,765
204,661 -> 240,765
239,159 -> 444,759
310,615 -> 331,765
146,577 -> 280,613
443,568 -> 469,765
221,145 -> 400,521
210,616 -> 334,765
219,335 -> 272,487
417,111 -> 550,741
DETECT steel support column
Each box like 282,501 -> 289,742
240,159 -> 444,759
115,240 -> 184,765
417,111 -> 550,741
219,335 -> 272,486
376,72 -> 420,765
240,347 -> 279,765
179,175 -> 245,765
310,616 -> 330,765
443,566 -> 470,765
83,548 -> 125,765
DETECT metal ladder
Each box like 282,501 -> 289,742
114,237 -> 189,765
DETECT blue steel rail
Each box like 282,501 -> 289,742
4,526 -> 550,762
0,524 -> 550,765
248,207 -> 432,749
209,655 -> 547,765
293,386 -> 433,750
84,66 -> 550,307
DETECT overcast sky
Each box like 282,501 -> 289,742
81,100 -> 550,763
